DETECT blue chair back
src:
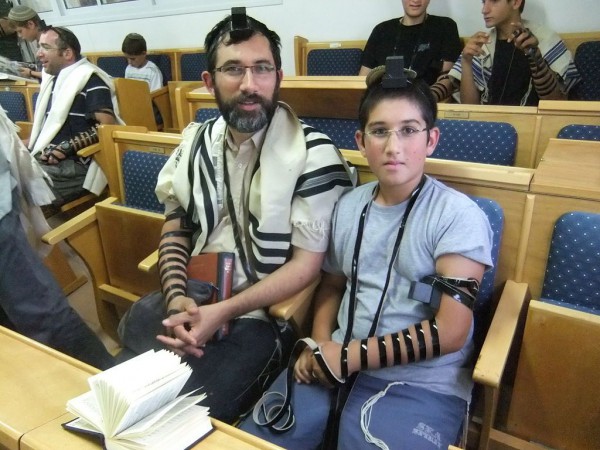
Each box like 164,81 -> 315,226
32,91 -> 39,113
97,56 -> 128,78
541,211 -> 600,315
469,196 -> 504,349
300,117 -> 359,150
306,48 -> 362,76
570,41 -> 600,101
147,54 -> 172,84
122,150 -> 169,213
557,124 -> 600,141
0,91 -> 28,122
434,119 -> 517,166
180,53 -> 208,81
195,108 -> 220,123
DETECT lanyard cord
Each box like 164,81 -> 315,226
222,145 -> 260,285
342,176 -> 426,348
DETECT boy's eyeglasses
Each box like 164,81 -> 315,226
214,64 -> 276,79
365,126 -> 429,141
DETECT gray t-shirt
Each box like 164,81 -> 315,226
326,177 -> 493,401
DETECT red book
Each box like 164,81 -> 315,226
186,252 -> 235,339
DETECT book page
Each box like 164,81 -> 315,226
117,391 -> 206,439
105,405 -> 212,450
66,390 -> 105,431
86,350 -> 192,437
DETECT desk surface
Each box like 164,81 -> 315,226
0,327 -> 95,450
531,138 -> 600,200
0,327 -> 283,450
20,416 -> 284,450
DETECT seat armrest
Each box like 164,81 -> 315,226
77,142 -> 101,158
473,280 -> 531,388
42,197 -> 118,245
269,276 -> 320,321
138,249 -> 159,273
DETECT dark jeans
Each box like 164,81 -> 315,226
182,317 -> 294,424
0,193 -> 115,370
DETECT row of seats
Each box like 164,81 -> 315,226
86,49 -> 208,83
295,36 -> 600,101
193,106 -> 600,166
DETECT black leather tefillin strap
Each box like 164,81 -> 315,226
409,275 -> 480,310
252,337 -> 343,433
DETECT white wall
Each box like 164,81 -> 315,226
68,0 -> 600,76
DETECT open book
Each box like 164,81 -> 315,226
0,55 -> 36,82
64,349 -> 212,450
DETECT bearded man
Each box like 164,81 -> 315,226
140,10 -> 354,423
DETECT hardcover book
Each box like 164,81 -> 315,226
63,349 -> 212,450
187,252 -> 235,339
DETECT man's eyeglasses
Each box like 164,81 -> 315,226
365,126 -> 429,141
214,64 -> 276,79
39,44 -> 64,52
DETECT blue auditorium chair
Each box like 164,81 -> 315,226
300,116 -> 359,150
0,91 -> 28,122
557,124 -> 600,141
195,107 -> 220,123
147,54 -> 172,84
97,56 -> 128,78
180,52 -> 208,81
569,41 -> 600,101
122,150 -> 169,213
306,48 -> 362,76
540,211 -> 600,315
434,119 -> 517,166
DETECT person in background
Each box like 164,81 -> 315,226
122,32 -> 163,91
241,60 -> 493,449
447,0 -> 580,105
147,9 -> 355,424
0,106 -> 115,370
8,5 -> 46,80
121,32 -> 164,128
0,1 -> 23,62
359,0 -> 461,102
28,26 -> 122,210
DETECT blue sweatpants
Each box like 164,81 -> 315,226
240,370 -> 466,450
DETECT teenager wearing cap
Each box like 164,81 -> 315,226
8,5 -> 45,79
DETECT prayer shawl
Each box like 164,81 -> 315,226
449,20 -> 581,105
29,58 -> 124,194
156,102 -> 354,279
0,107 -> 53,255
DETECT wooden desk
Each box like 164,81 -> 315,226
20,416 -> 284,450
0,326 -> 283,450
531,138 -> 600,200
0,327 -> 95,450
536,100 -> 600,167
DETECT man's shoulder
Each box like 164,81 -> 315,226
371,18 -> 401,34
83,72 -> 110,89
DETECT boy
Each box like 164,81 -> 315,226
121,33 -> 163,92
241,60 -> 494,449
7,5 -> 44,79
448,0 -> 579,105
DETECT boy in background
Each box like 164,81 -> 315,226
122,33 -> 163,91
8,5 -> 45,80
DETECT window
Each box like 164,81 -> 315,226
17,0 -> 283,27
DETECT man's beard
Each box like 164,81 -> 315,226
214,87 -> 279,134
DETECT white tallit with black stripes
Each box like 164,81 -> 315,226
156,102 -> 354,279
